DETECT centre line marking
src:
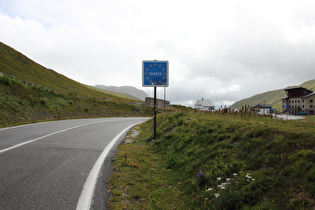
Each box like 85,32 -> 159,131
0,121 -> 105,154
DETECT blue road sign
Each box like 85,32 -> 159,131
142,60 -> 169,87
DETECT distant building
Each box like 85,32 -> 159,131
250,104 -> 274,115
145,97 -> 170,108
194,98 -> 215,111
282,87 -> 315,115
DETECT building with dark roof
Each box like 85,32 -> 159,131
250,104 -> 274,115
282,87 -> 315,115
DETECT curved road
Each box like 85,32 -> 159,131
0,117 -> 150,209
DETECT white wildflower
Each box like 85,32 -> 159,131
233,173 -> 238,176
245,173 -> 252,179
215,193 -> 220,198
217,177 -> 222,181
206,188 -> 213,192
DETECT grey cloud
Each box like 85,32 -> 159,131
1,0 -> 315,108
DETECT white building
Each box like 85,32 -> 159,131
194,98 -> 215,111
250,104 -> 273,115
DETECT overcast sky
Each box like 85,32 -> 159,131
1,0 -> 315,107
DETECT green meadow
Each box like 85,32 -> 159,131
109,112 -> 315,209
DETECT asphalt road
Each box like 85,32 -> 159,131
0,117 -> 150,209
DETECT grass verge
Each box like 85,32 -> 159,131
108,126 -> 188,209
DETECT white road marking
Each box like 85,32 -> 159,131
0,121 -> 51,131
0,121 -> 105,154
76,124 -> 136,210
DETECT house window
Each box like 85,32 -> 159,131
303,100 -> 304,103
311,105 -> 313,108
311,100 -> 313,103
303,105 -> 304,108
298,100 -> 300,103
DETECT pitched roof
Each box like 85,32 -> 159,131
284,87 -> 313,98
195,99 -> 214,107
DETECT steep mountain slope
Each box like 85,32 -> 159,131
231,79 -> 315,111
0,42 -> 138,101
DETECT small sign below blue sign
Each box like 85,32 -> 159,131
142,60 -> 169,87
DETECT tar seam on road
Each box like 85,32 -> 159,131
0,121 -> 107,154
76,124 -> 136,210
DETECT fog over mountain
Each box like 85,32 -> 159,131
94,85 -> 148,101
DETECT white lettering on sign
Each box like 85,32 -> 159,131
149,72 -> 162,76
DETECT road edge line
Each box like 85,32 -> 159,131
76,124 -> 136,210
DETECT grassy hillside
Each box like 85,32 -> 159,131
0,42 -> 138,101
231,79 -> 315,111
0,42 -> 153,127
109,112 -> 315,209
0,73 -> 154,127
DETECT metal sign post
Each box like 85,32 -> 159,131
142,60 -> 169,140
154,86 -> 157,139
